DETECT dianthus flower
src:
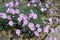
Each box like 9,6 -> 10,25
34,31 -> 39,36
15,29 -> 21,36
36,24 -> 40,28
28,22 -> 35,31
37,28 -> 42,33
8,20 -> 14,26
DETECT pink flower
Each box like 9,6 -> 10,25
32,13 -> 37,19
54,37 -> 57,40
47,1 -> 51,4
37,28 -> 42,33
38,2 -> 42,7
9,1 -> 14,8
34,31 -> 39,36
8,20 -> 14,26
55,28 -> 57,32
27,3 -> 30,6
7,8 -> 15,14
28,22 -> 35,31
19,13 -> 24,18
43,25 -> 49,33
17,17 -> 22,22
49,18 -> 52,25
22,15 -> 28,20
49,9 -> 53,14
11,9 -> 15,14
15,29 -> 21,36
15,2 -> 19,7
22,20 -> 28,27
36,24 -> 40,28
40,8 -> 45,12
49,37 -> 53,40
45,4 -> 49,8
15,9 -> 20,14
30,0 -> 38,3
51,28 -> 57,33
49,18 -> 52,22
2,13 -> 7,19
7,15 -> 12,20
9,8 -> 15,14
51,28 -> 55,33
49,37 -> 57,40
29,12 -> 37,19
19,14 -> 28,20
8,8 -> 13,13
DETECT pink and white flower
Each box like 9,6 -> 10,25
40,8 -> 45,12
51,28 -> 57,33
23,15 -> 28,20
37,28 -> 42,33
43,25 -> 49,33
45,4 -> 49,8
28,22 -> 35,31
49,9 -> 53,14
54,37 -> 57,40
8,20 -> 14,26
49,17 -> 52,25
17,17 -> 22,22
36,24 -> 40,28
2,13 -> 7,19
15,29 -> 21,36
22,20 -> 28,27
34,31 -> 39,36
19,13 -> 25,18
32,13 -> 37,19
11,9 -> 15,14
9,8 -> 15,14
7,8 -> 15,14
29,12 -> 37,19
49,37 -> 53,40
49,37 -> 57,40
15,2 -> 19,7
27,3 -> 30,6
19,14 -> 28,20
15,9 -> 20,14
9,1 -> 14,8
7,15 -> 12,20
30,0 -> 38,3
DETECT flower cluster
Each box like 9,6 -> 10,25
0,1 -> 42,37
0,0 -> 58,40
